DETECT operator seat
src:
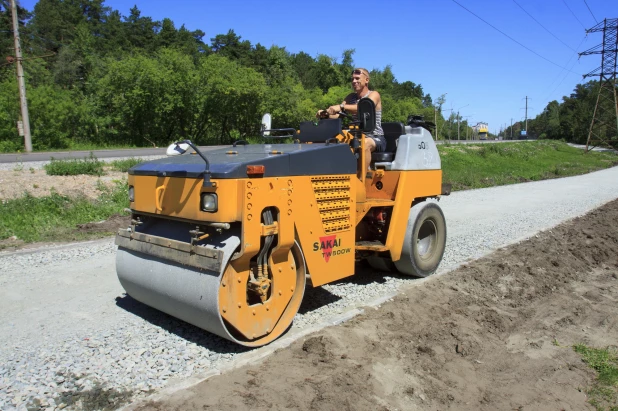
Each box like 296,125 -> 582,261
371,121 -> 405,163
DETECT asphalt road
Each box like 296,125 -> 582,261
0,145 -> 225,163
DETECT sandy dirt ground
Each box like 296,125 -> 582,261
131,199 -> 618,411
0,168 -> 126,200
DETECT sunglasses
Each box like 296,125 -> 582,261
352,69 -> 366,76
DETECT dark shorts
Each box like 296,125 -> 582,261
370,135 -> 386,152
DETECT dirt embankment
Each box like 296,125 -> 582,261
134,199 -> 618,411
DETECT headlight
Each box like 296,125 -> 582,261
201,193 -> 218,212
128,186 -> 135,202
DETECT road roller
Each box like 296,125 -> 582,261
115,99 -> 449,346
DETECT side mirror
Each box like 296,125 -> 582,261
357,97 -> 376,133
166,142 -> 190,156
261,113 -> 272,136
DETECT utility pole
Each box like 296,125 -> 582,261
457,111 -> 459,141
456,104 -> 469,141
434,107 -> 437,139
433,93 -> 447,140
525,96 -> 528,135
10,0 -> 32,152
579,18 -> 618,150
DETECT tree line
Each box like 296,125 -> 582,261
0,0 -> 445,152
503,81 -> 617,144
3,1 -> 607,152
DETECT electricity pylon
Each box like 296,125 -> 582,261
579,18 -> 618,151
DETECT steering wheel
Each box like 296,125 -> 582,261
318,109 -> 353,120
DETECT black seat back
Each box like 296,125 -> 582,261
298,119 -> 342,143
381,122 -> 405,152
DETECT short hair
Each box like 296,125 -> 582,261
353,68 -> 370,80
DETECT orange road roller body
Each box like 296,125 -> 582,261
115,99 -> 449,346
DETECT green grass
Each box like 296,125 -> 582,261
0,180 -> 129,244
44,153 -> 105,176
65,142 -> 144,151
440,140 -> 618,191
41,154 -> 143,174
109,157 -> 144,172
573,344 -> 618,410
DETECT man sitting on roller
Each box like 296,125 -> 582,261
318,68 -> 386,172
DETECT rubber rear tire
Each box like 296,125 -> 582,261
394,202 -> 446,277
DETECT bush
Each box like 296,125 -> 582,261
0,139 -> 21,153
44,153 -> 105,176
109,158 -> 143,172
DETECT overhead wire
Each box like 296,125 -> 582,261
541,36 -> 588,104
23,31 -> 70,48
561,0 -> 587,30
3,28 -> 64,60
511,0 -> 577,52
582,0 -> 598,24
450,0 -> 582,75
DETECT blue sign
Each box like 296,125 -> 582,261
521,130 -> 527,136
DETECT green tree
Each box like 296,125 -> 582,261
193,54 -> 267,143
0,77 -> 20,151
291,51 -> 317,89
369,65 -> 395,95
96,48 -> 199,146
27,84 -> 81,149
210,29 -> 252,65
312,54 -> 341,93
99,9 -> 128,55
124,5 -> 160,51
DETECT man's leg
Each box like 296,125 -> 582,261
364,137 -> 376,171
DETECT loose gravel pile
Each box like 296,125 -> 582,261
1,166 -> 618,411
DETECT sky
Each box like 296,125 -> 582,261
19,0 -> 618,135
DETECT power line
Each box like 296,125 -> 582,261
542,55 -> 581,104
582,0 -> 598,24
541,36 -> 587,103
561,0 -> 587,30
23,31 -> 70,48
512,0 -> 577,52
450,0 -> 582,75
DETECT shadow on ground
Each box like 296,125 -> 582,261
115,295 -> 250,355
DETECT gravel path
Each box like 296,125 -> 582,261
1,166 -> 618,410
